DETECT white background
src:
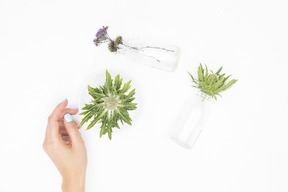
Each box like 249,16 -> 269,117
0,0 -> 288,191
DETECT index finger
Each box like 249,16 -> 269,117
49,99 -> 68,121
46,99 -> 68,138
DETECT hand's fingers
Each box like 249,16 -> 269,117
59,121 -> 79,136
64,113 -> 83,146
49,99 -> 68,121
58,107 -> 79,136
46,99 -> 68,140
60,108 -> 79,119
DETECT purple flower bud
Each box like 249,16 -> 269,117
94,26 -> 109,46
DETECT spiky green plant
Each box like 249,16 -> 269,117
188,64 -> 237,101
79,70 -> 137,140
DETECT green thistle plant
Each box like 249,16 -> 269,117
188,64 -> 237,101
79,70 -> 137,140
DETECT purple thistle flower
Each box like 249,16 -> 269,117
93,26 -> 109,46
96,26 -> 108,39
93,26 -> 123,53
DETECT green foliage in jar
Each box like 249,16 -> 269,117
79,70 -> 137,140
189,64 -> 237,101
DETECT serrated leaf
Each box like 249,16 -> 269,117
123,103 -> 137,110
108,128 -> 112,140
124,89 -> 136,101
114,74 -> 122,91
86,117 -> 99,130
188,72 -> 197,84
216,66 -> 223,75
198,64 -> 204,81
117,108 -> 132,125
100,126 -> 105,138
223,75 -> 231,84
213,74 -> 224,90
88,85 -> 105,98
120,80 -> 132,94
79,112 -> 93,127
204,64 -> 208,81
222,79 -> 238,91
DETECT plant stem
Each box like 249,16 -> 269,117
139,46 -> 174,52
121,44 -> 140,51
121,44 -> 160,62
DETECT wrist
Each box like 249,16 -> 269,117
62,175 -> 86,192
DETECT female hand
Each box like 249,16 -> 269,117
43,99 -> 87,192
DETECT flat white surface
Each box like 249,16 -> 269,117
0,0 -> 288,191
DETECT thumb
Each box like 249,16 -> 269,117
64,113 -> 83,144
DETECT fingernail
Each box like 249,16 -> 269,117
64,113 -> 73,122
61,98 -> 67,103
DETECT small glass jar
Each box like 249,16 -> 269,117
118,38 -> 180,72
170,90 -> 212,149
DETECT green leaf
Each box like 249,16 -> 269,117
120,80 -> 132,94
100,126 -> 105,138
114,74 -> 122,91
104,70 -> 113,96
108,128 -> 112,140
198,64 -> 204,81
79,110 -> 91,116
122,103 -> 137,110
223,75 -> 231,84
79,112 -> 93,127
117,108 -> 132,125
215,66 -> 223,75
188,72 -> 197,84
124,89 -> 136,101
86,117 -> 99,130
88,85 -> 105,98
213,74 -> 224,90
125,97 -> 136,103
222,79 -> 238,91
204,64 -> 208,81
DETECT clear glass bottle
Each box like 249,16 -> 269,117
170,91 -> 211,149
118,38 -> 180,72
